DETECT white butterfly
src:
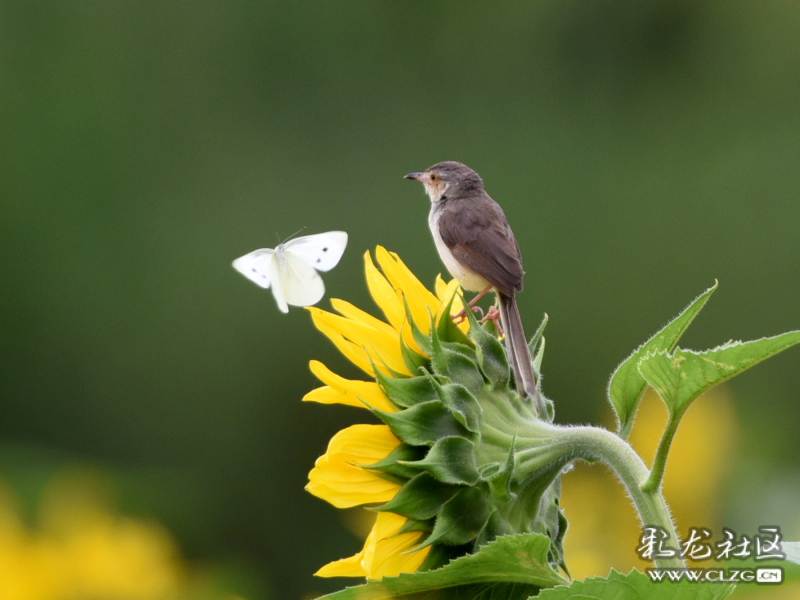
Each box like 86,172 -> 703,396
232,231 -> 348,313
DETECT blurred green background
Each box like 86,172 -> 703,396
1,1 -> 799,599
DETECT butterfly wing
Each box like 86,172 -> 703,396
268,254 -> 290,313
274,248 -> 325,309
232,249 -> 275,289
284,231 -> 348,272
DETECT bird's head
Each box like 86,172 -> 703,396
405,161 -> 484,203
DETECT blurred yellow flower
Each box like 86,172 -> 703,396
0,470 -> 248,600
304,247 -> 467,580
0,472 -> 180,600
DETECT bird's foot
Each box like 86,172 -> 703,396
450,284 -> 493,324
452,305 -> 484,324
481,305 -> 503,335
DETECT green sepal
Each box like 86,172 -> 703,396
487,431 -> 517,501
374,368 -> 438,409
528,313 -> 548,356
402,296 -> 432,356
463,296 -> 510,389
430,320 -> 485,393
363,443 -> 427,480
437,383 -> 482,434
373,472 -> 459,520
372,400 -> 472,447
369,470 -> 410,486
475,509 -> 512,548
421,486 -> 491,547
436,291 -> 474,347
553,509 -> 569,577
608,281 -> 717,439
533,336 -> 545,381
537,476 -> 567,570
479,462 -> 502,479
400,436 -> 480,485
395,517 -> 433,536
398,326 -> 429,374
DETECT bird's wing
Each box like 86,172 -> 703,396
437,193 -> 524,297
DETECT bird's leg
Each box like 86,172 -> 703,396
452,285 -> 493,323
481,305 -> 503,335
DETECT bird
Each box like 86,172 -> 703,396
405,161 -> 542,411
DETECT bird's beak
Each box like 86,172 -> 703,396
404,172 -> 426,182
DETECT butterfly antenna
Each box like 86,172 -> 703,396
282,227 -> 306,245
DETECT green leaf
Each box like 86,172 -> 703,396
608,281 -> 717,439
639,329 -> 800,493
375,369 -> 439,409
639,331 -> 800,418
401,436 -> 480,485
325,582 -> 540,600
316,533 -> 567,600
463,298 -> 510,389
374,401 -> 472,447
537,569 -> 735,600
374,472 -> 460,520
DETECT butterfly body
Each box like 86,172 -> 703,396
233,231 -> 347,313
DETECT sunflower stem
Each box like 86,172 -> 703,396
513,422 -> 685,570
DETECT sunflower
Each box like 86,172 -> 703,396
304,247 -> 466,580
303,247 -> 565,582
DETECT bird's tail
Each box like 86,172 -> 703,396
498,293 -> 544,414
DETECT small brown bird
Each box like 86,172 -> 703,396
405,161 -> 540,408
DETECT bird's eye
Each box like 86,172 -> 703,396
430,173 -> 437,181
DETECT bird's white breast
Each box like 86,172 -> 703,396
428,203 -> 489,292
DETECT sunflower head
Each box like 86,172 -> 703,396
304,247 -> 566,580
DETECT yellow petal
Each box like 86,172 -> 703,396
331,298 -> 398,341
302,386 -> 350,406
435,274 -> 448,301
435,278 -> 470,334
365,250 -> 405,331
307,308 -> 375,375
306,462 -> 399,508
330,299 -> 407,373
317,512 -> 430,580
308,307 -> 409,376
325,424 -> 400,459
375,247 -> 439,335
314,548 -> 366,578
306,425 -> 402,508
306,361 -> 396,413
315,514 -> 380,578
362,512 -> 430,580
